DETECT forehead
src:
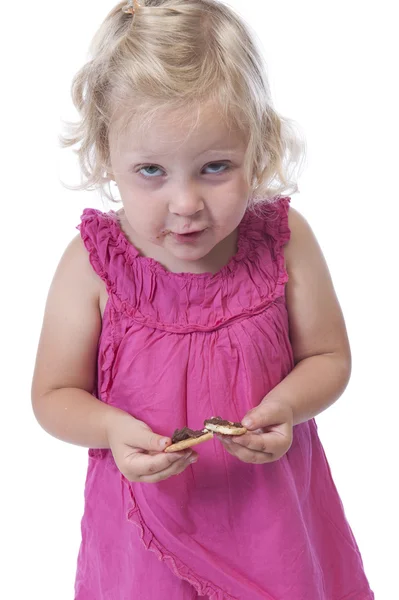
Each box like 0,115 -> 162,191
109,101 -> 247,157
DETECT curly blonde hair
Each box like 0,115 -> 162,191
61,0 -> 306,204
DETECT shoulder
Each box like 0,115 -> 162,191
52,234 -> 103,306
286,205 -> 313,245
284,206 -> 324,272
59,233 -> 96,277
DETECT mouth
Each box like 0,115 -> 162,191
169,229 -> 207,244
173,229 -> 202,235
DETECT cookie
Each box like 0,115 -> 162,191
164,427 -> 214,453
204,416 -> 247,436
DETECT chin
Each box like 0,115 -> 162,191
172,249 -> 209,262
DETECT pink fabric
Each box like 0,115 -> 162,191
74,196 -> 374,599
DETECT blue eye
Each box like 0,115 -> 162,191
139,165 -> 163,177
136,162 -> 230,177
203,162 -> 229,174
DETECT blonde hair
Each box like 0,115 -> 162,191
61,0 -> 306,204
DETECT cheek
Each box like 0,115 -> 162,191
212,181 -> 249,222
123,202 -> 168,241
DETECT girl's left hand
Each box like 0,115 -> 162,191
216,400 -> 294,464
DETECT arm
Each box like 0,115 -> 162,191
31,234 -> 121,449
247,207 -> 352,428
218,207 -> 351,463
31,235 -> 195,481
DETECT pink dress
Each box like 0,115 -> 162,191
75,196 -> 374,600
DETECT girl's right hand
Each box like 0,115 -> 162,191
105,409 -> 198,483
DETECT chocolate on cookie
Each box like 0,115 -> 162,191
164,417 -> 247,453
204,416 -> 247,436
164,427 -> 213,453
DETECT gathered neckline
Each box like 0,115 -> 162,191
78,196 -> 291,332
105,209 -> 253,281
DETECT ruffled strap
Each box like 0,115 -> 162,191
77,208 -> 132,298
259,195 -> 291,299
262,195 -> 291,246
236,195 -> 291,303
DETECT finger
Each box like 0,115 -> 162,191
230,429 -> 290,454
218,432 -> 292,463
220,441 -> 274,464
131,423 -> 172,453
242,400 -> 293,432
138,451 -> 199,483
125,448 -> 192,480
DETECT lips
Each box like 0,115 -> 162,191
173,230 -> 202,235
170,229 -> 207,244
163,227 -> 205,235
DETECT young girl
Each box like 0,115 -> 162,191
32,1 -> 374,598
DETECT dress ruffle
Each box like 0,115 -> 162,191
125,479 -> 237,600
77,196 -> 291,333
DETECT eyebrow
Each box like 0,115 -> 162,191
128,148 -> 245,160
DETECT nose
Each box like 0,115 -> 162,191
168,181 -> 204,217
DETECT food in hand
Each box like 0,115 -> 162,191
204,416 -> 247,436
164,417 -> 247,453
164,427 -> 213,453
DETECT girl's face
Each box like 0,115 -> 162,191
109,102 -> 251,273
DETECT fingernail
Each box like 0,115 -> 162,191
189,456 -> 198,464
242,418 -> 253,428
159,438 -> 169,449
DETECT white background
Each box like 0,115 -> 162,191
1,0 -> 398,598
